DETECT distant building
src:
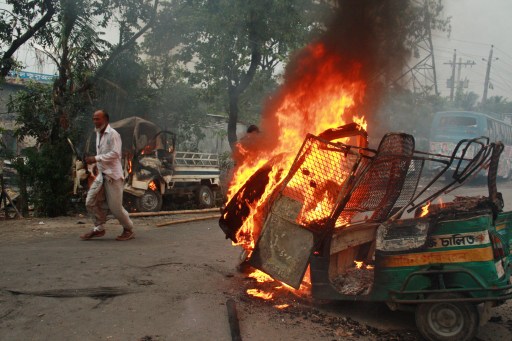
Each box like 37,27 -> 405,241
5,70 -> 55,85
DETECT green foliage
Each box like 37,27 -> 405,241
0,0 -> 56,76
480,96 -> 512,116
8,81 -> 90,143
7,82 -> 81,216
454,89 -> 479,111
0,1 -> 44,49
149,76 -> 207,151
4,0 -> 157,216
144,0 -> 330,148
405,0 -> 451,58
20,142 -> 72,217
95,49 -> 151,119
166,0 -> 325,90
8,82 -> 55,144
218,151 -> 234,172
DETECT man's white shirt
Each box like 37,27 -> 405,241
95,124 -> 124,180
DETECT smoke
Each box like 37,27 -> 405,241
235,0 -> 414,164
325,0 -> 411,84
323,0 -> 411,116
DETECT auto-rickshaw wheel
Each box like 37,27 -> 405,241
416,293 -> 478,341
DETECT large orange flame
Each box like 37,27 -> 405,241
246,288 -> 274,300
226,42 -> 367,253
228,43 -> 366,251
245,268 -> 312,301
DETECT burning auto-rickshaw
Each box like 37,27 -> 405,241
219,123 -> 512,341
74,116 -> 221,212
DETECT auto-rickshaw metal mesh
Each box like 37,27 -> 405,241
336,133 -> 416,225
393,159 -> 424,206
279,135 -> 362,226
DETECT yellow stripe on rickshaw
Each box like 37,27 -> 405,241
379,247 -> 494,267
496,223 -> 507,231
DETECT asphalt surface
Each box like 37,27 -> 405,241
0,180 -> 511,340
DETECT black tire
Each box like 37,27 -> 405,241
136,189 -> 162,212
416,293 -> 479,341
197,185 -> 214,208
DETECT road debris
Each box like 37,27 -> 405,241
156,214 -> 221,227
226,298 -> 242,341
130,207 -> 219,217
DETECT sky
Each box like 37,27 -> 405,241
6,0 -> 512,101
432,0 -> 512,99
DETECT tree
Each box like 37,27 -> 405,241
480,96 -> 512,116
0,0 -> 56,79
454,89 -> 479,111
8,82 -> 70,216
8,0 -> 159,216
143,53 -> 207,143
146,0 -> 330,150
40,0 -> 159,138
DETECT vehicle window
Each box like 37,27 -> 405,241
440,116 -> 477,127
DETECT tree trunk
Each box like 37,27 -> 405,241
51,0 -> 78,139
226,9 -> 262,151
227,86 -> 240,150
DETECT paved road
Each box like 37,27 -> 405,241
0,180 -> 511,340
0,216 -> 245,340
1,216 -> 375,341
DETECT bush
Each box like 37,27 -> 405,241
22,142 -> 73,217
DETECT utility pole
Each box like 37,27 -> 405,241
482,45 -> 498,103
444,49 -> 457,101
457,58 -> 475,93
450,49 -> 456,101
457,58 -> 462,87
444,52 -> 475,101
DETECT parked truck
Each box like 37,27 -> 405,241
74,116 -> 221,212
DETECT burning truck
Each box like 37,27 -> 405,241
219,123 -> 512,341
73,116 -> 221,212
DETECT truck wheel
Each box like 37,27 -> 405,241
136,190 -> 162,212
197,185 -> 214,208
416,293 -> 478,341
